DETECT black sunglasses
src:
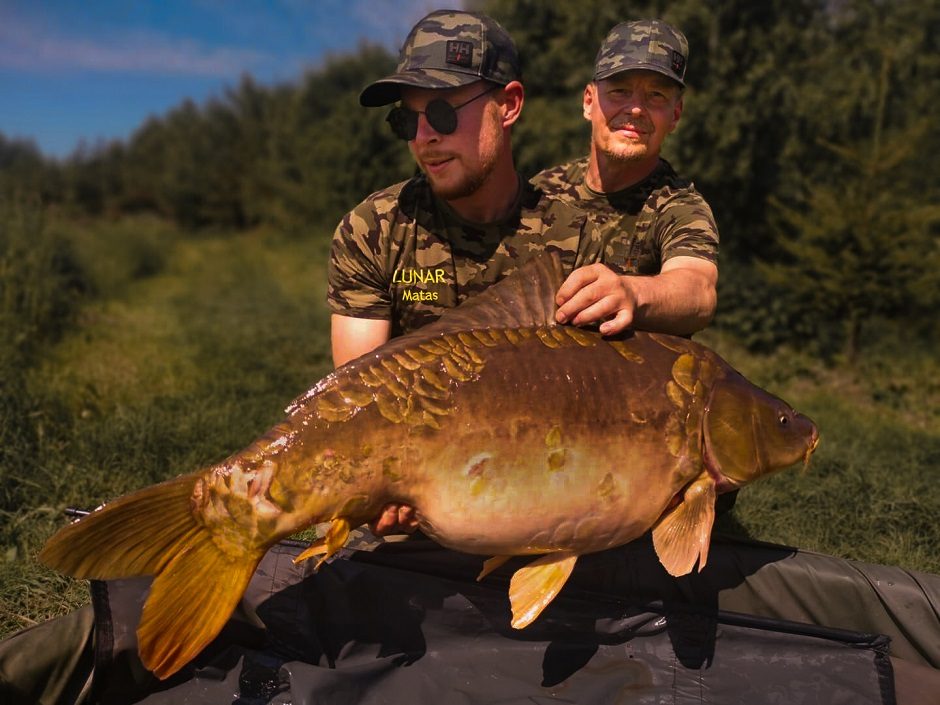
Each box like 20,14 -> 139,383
386,84 -> 500,141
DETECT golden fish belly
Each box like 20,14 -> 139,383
390,333 -> 709,556
201,328 -> 714,557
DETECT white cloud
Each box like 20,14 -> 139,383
0,13 -> 271,77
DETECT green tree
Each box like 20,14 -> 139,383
760,44 -> 940,360
246,45 -> 412,234
0,134 -> 64,205
664,0 -> 823,261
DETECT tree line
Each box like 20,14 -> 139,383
1,0 -> 937,359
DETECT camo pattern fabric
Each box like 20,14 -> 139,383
313,522 -> 387,552
594,19 -> 689,85
396,10 -> 519,86
359,10 -> 520,105
328,174 -> 587,336
530,157 -> 718,276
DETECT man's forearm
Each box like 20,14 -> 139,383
627,266 -> 717,336
554,258 -> 717,337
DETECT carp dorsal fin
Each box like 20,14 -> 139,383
651,471 -> 717,576
508,550 -> 578,629
288,252 -> 566,415
397,250 -> 566,344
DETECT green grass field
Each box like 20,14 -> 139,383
1,217 -> 938,639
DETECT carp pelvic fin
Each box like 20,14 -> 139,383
292,517 -> 352,569
651,472 -> 716,576
508,551 -> 578,629
477,555 -> 513,581
38,474 -> 265,680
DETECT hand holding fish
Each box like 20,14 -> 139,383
554,263 -> 640,335
369,502 -> 419,535
554,257 -> 717,337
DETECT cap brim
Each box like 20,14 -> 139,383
359,70 -> 482,107
594,62 -> 685,87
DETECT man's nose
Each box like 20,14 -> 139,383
624,96 -> 647,113
413,112 -> 440,144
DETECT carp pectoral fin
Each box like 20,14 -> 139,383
477,555 -> 513,581
652,473 -> 716,577
291,517 -> 352,570
508,551 -> 578,629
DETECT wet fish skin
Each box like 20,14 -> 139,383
38,253 -> 818,679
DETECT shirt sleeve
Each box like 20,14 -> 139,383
326,196 -> 394,319
655,189 -> 720,265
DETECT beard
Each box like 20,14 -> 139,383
595,117 -> 657,164
427,157 -> 494,201
601,142 -> 649,163
598,132 -> 651,163
420,109 -> 504,201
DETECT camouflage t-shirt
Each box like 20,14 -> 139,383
328,174 -> 587,335
531,157 -> 719,276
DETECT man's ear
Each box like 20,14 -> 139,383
670,96 -> 684,132
500,80 -> 524,127
582,83 -> 596,122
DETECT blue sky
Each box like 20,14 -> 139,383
0,0 -> 455,159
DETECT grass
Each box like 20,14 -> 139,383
701,328 -> 940,572
1,214 -> 937,639
0,216 -> 333,636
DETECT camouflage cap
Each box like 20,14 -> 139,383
359,10 -> 521,107
593,19 -> 688,87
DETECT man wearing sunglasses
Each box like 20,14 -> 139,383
328,11 -> 720,535
328,9 -> 587,369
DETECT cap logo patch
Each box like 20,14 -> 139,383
671,50 -> 686,76
446,40 -> 473,68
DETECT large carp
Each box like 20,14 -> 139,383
40,253 -> 818,680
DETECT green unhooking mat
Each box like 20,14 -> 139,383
88,536 -> 898,704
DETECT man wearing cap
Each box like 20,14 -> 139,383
535,20 -> 719,339
328,9 -> 585,368
331,12 -> 722,540
526,23 -> 940,702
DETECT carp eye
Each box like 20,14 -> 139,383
778,414 -> 789,426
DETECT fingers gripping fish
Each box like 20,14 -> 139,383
39,253 -> 818,679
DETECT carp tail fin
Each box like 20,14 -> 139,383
652,472 -> 716,576
39,474 -> 203,579
138,534 -> 258,679
508,551 -> 578,629
39,474 -> 264,680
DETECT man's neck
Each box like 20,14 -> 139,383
445,158 -> 520,223
585,152 -> 660,194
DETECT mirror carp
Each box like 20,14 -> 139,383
40,253 -> 818,679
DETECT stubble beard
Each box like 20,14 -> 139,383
599,133 -> 650,164
427,111 -> 503,202
428,157 -> 492,201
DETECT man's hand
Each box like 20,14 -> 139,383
554,257 -> 717,337
368,503 -> 419,536
554,263 -> 638,336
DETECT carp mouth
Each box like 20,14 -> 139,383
801,429 -> 820,474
